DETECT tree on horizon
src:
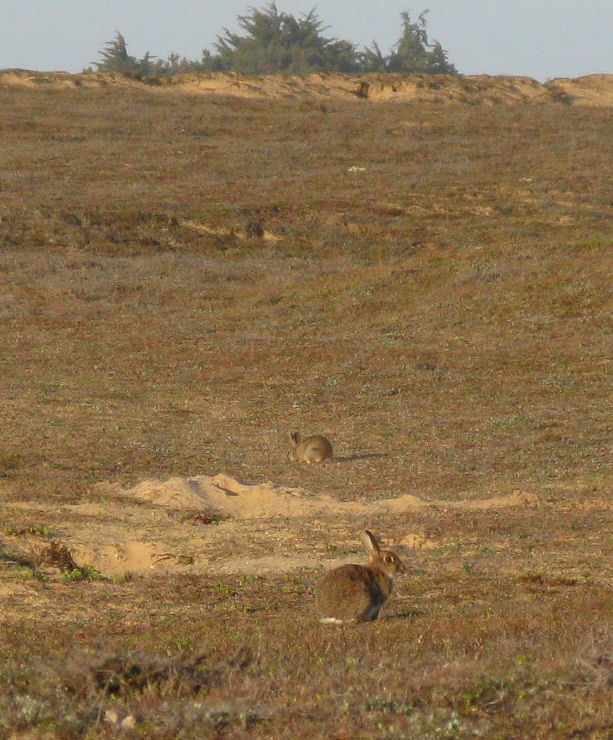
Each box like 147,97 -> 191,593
213,3 -> 359,74
89,7 -> 458,77
361,11 -> 457,74
90,32 -> 136,74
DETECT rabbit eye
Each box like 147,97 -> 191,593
385,555 -> 393,563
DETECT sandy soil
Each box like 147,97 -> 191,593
2,69 -> 613,106
2,474 -> 539,582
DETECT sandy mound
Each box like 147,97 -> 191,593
3,68 -> 613,106
108,473 -> 427,518
5,475 -> 539,579
104,473 -> 538,518
545,74 -> 613,106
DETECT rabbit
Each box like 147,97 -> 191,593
317,529 -> 405,624
288,432 -> 333,464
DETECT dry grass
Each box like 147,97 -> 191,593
0,79 -> 612,738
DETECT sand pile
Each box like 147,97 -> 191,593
106,473 -> 425,519
104,473 -> 538,518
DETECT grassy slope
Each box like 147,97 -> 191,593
0,84 -> 611,738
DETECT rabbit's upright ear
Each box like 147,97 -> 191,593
360,530 -> 380,555
289,432 -> 300,444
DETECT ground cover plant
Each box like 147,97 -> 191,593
0,76 -> 611,738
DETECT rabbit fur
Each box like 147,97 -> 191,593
288,432 -> 333,463
317,530 -> 405,624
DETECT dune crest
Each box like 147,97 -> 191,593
2,68 -> 613,106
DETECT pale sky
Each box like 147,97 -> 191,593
1,0 -> 612,81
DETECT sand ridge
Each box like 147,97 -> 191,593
2,69 -> 613,107
103,473 -> 539,519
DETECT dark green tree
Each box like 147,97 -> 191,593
91,32 -> 169,78
213,3 -> 359,74
385,11 -> 457,74
358,40 -> 388,73
91,32 -> 137,74
88,7 -> 457,78
133,51 -> 165,78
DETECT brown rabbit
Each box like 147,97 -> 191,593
317,530 -> 405,624
288,432 -> 333,464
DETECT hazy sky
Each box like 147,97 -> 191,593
1,1 -> 612,81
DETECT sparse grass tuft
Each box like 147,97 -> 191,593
4,523 -> 51,537
60,566 -> 105,582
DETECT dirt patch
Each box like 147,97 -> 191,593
181,218 -> 281,242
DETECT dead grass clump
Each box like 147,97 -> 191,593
0,451 -> 23,475
179,509 -> 227,526
15,540 -> 104,581
0,646 -> 254,738
62,648 -> 242,698
35,540 -> 78,572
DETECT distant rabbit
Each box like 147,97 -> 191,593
288,432 -> 333,464
317,530 -> 405,624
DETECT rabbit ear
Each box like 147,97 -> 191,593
360,530 -> 380,555
289,432 -> 300,444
